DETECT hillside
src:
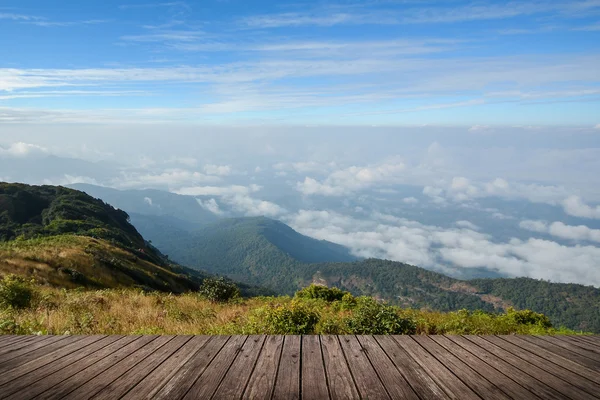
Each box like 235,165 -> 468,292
132,214 -> 600,332
0,183 -> 264,295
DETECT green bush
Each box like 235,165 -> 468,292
198,277 -> 241,303
501,307 -> 552,328
0,275 -> 34,309
295,284 -> 349,302
252,300 -> 320,334
345,297 -> 416,334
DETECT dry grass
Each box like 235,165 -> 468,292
0,285 -> 584,336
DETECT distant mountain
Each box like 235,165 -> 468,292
0,182 -> 265,296
69,183 -> 218,226
131,213 -> 600,332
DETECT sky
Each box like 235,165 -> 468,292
0,0 -> 599,124
1,0 -> 600,286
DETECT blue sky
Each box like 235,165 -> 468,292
1,0 -> 600,125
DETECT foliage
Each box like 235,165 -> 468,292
345,297 -> 417,335
0,275 -> 34,309
198,277 -> 241,303
295,284 -> 349,302
249,299 -> 320,334
0,283 -> 585,336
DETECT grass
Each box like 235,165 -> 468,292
0,283 -> 584,336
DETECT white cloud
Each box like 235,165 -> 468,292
520,219 -> 600,243
456,220 -> 480,230
562,196 -> 600,219
225,195 -> 286,217
296,162 -> 406,196
196,198 -> 223,215
42,175 -> 100,186
143,197 -> 153,206
286,209 -> 600,286
175,184 -> 260,196
203,164 -> 232,176
403,197 -> 419,204
0,142 -> 48,157
114,169 -> 220,189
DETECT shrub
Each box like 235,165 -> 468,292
198,277 -> 240,303
345,297 -> 416,334
295,284 -> 349,302
501,307 -> 552,328
0,275 -> 34,309
251,300 -> 320,334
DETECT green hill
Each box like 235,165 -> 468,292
131,213 -> 600,332
0,182 -> 264,296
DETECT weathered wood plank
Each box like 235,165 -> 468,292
575,336 -> 600,345
339,335 -> 390,400
537,335 -> 600,362
61,336 -> 173,400
36,335 -> 156,400
320,335 -> 359,400
121,336 -> 211,400
0,336 -> 91,376
414,335 -> 510,400
559,336 -> 600,354
153,335 -> 229,400
272,335 -> 301,400
478,336 -> 597,400
518,335 -> 600,372
450,335 -> 565,400
301,335 -> 330,400
183,335 -> 248,400
0,335 -> 32,349
393,335 -> 479,400
501,335 -> 600,385
432,335 -> 541,400
243,335 -> 284,400
0,336 -> 127,400
375,336 -> 448,399
89,336 -> 191,400
357,336 -> 419,400
0,335 -> 67,362
212,335 -> 266,400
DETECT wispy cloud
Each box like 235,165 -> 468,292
0,12 -> 42,21
26,19 -> 110,27
118,2 -> 190,10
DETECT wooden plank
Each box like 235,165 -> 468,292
243,335 -> 284,400
501,335 -> 600,385
375,336 -> 448,399
559,336 -> 600,354
89,336 -> 191,400
0,336 -> 90,376
212,335 -> 266,400
61,336 -> 172,400
518,335 -> 600,372
537,335 -> 600,362
0,336 -> 126,399
479,336 -> 597,400
414,335 -> 510,400
183,335 -> 248,399
37,335 -> 156,400
0,335 -> 31,349
0,335 -> 66,361
320,335 -> 359,400
153,335 -> 229,400
575,336 -> 600,345
272,335 -> 301,400
121,336 -> 211,400
432,335 -> 541,400
338,335 -> 390,400
300,335 -> 330,400
393,335 -> 479,400
450,335 -> 566,400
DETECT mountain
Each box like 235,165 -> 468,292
0,182 -> 265,295
129,214 -> 358,286
69,183 -> 218,226
130,213 -> 600,332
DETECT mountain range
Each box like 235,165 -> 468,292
2,182 -> 599,332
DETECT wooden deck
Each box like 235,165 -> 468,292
0,335 -> 599,399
